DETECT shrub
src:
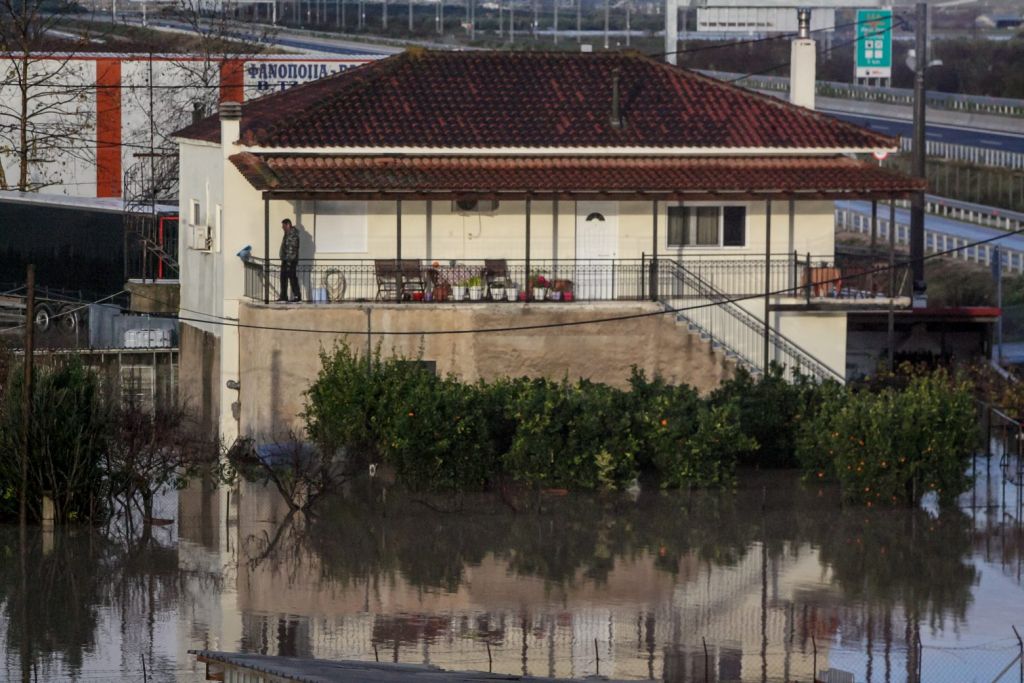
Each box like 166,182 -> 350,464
796,370 -> 977,506
304,343 -> 430,465
709,365 -> 823,468
0,360 -> 108,523
381,374 -> 499,491
503,378 -> 638,491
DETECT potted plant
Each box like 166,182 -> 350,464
506,284 -> 519,301
529,272 -> 549,302
433,283 -> 451,302
490,284 -> 505,301
453,279 -> 469,301
467,275 -> 484,301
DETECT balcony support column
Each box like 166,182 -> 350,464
263,198 -> 270,305
525,196 -> 532,302
888,199 -> 896,372
650,200 -> 659,301
763,198 -> 772,373
395,199 -> 403,302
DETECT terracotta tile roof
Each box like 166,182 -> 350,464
178,50 -> 896,151
230,153 -> 926,198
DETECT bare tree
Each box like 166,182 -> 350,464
0,0 -> 97,191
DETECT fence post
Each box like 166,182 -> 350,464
702,636 -> 709,683
641,252 -> 646,302
1013,625 -> 1023,683
812,635 -> 817,682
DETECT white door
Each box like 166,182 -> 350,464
575,201 -> 619,300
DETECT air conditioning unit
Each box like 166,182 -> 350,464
453,199 -> 499,214
191,223 -> 211,250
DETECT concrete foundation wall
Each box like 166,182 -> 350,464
236,302 -> 734,439
179,323 -> 221,438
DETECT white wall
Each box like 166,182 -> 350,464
294,198 -> 837,263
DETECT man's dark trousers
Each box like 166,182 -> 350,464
280,261 -> 300,301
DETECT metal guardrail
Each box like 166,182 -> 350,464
700,70 -> 1024,119
835,202 -> 1024,275
896,137 -> 1024,171
243,258 -> 648,303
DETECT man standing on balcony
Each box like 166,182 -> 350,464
278,218 -> 301,302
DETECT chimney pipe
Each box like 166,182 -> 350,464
610,69 -> 623,129
789,8 -> 816,109
796,7 -> 810,39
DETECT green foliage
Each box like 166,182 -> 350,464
0,360 -> 108,524
796,369 -> 978,507
503,378 -> 639,491
382,373 -> 501,491
304,348 -> 981,500
709,365 -> 820,467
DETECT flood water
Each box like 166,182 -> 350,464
1,462 -> 1022,682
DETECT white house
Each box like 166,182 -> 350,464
172,49 -> 923,442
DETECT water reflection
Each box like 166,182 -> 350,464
1,466 -> 1022,682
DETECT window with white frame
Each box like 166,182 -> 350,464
667,205 -> 746,248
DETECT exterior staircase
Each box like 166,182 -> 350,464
656,258 -> 845,383
123,152 -> 180,280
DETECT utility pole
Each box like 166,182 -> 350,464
602,0 -> 609,48
553,0 -> 558,43
19,265 -> 35,535
664,0 -> 678,64
575,0 -> 580,43
910,1 -> 927,306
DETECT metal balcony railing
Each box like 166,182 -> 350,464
654,258 -> 846,383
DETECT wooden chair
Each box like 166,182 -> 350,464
375,259 -> 400,301
399,259 -> 425,297
484,259 -> 510,292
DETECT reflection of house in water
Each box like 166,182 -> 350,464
226,481 -> 855,681
176,480 -> 243,675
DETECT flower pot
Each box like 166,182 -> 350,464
468,286 -> 483,301
549,291 -> 562,301
563,291 -> 574,302
518,291 -> 528,301
411,291 -> 424,302
507,288 -> 519,302
490,287 -> 505,301
452,286 -> 466,301
433,284 -> 450,302
532,287 -> 547,301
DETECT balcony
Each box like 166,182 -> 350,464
241,254 -> 911,308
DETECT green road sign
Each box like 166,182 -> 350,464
855,8 -> 893,79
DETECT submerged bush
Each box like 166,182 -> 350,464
0,360 -> 108,523
504,378 -> 639,491
304,346 -> 981,500
710,365 -> 823,468
797,369 -> 977,506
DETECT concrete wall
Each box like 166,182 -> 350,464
126,281 -> 180,313
236,302 -> 734,439
179,322 -> 221,438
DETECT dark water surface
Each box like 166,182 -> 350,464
1,464 -> 1022,682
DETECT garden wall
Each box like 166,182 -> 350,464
237,302 -> 735,439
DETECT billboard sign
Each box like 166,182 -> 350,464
855,8 -> 893,79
